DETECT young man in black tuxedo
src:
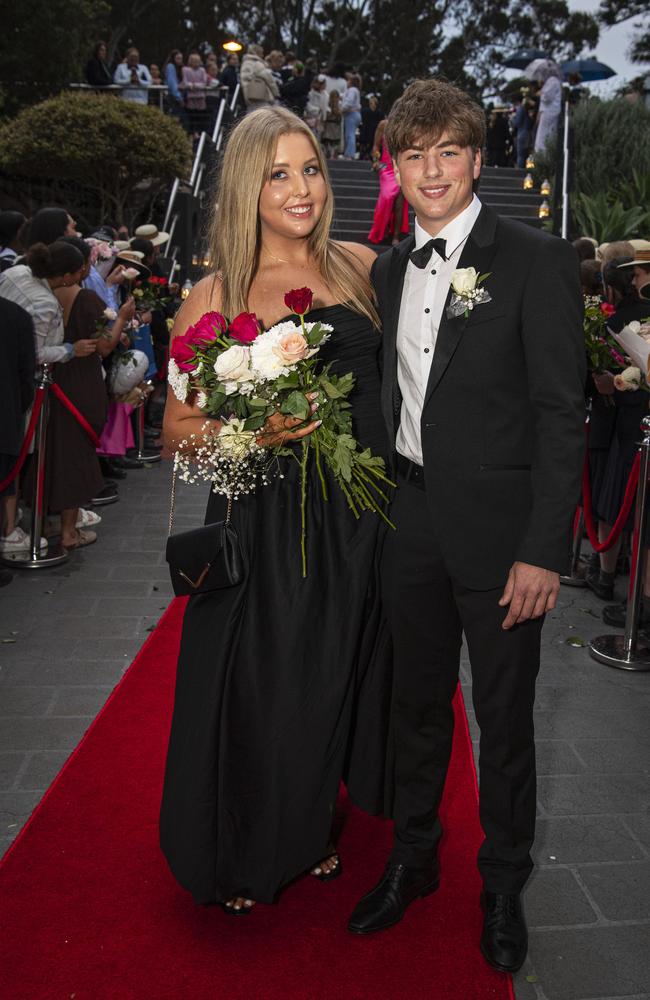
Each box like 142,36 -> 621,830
348,80 -> 586,973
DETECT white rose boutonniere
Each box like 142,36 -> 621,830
447,267 -> 492,319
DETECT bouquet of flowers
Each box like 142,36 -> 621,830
168,287 -> 394,575
132,276 -> 171,313
584,297 -> 625,374
611,319 -> 650,392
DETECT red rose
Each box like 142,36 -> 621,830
229,312 -> 260,343
170,332 -> 198,372
284,287 -> 313,316
190,311 -> 227,344
600,302 -> 616,317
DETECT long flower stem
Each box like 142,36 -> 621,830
300,439 -> 309,578
313,432 -> 328,500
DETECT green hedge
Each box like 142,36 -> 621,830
0,92 -> 191,228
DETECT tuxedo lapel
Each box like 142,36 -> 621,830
380,236 -> 414,443
423,205 -> 499,408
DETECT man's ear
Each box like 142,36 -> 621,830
393,157 -> 401,185
473,147 -> 482,180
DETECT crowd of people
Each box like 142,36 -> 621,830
575,236 -> 650,626
0,206 -> 180,586
83,40 -> 383,158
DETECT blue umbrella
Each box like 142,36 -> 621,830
561,58 -> 616,81
502,48 -> 550,69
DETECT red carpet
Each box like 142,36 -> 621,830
1,598 -> 514,1000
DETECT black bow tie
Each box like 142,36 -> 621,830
409,238 -> 447,269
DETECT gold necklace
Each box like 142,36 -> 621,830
263,247 -> 312,268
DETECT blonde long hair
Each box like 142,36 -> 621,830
207,106 -> 378,326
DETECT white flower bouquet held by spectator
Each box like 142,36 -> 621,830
93,307 -> 118,340
613,366 -> 642,392
169,286 -> 395,575
447,266 -> 491,319
612,319 -> 650,387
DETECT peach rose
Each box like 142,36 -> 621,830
272,331 -> 310,365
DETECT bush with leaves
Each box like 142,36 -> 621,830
0,93 -> 191,228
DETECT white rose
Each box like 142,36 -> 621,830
451,267 -> 479,296
613,366 -> 642,392
214,345 -> 252,385
217,418 -> 256,461
122,267 -> 140,281
103,307 -> 117,321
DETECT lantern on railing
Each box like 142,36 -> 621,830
523,173 -> 534,190
540,178 -> 551,196
181,280 -> 193,300
538,199 -> 550,219
525,154 -> 535,170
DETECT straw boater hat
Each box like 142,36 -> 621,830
133,224 -> 170,247
114,249 -> 151,280
618,240 -> 650,267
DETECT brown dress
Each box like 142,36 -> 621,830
45,290 -> 108,511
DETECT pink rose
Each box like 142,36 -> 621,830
229,312 -> 260,344
272,331 -> 310,365
191,311 -> 228,344
170,333 -> 198,372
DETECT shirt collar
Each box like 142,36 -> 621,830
414,194 -> 482,254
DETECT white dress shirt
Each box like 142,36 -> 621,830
395,194 -> 483,465
0,264 -> 71,365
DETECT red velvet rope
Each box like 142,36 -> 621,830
581,449 -> 641,553
50,383 -> 101,448
0,388 -> 46,494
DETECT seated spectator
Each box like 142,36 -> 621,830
241,44 -> 279,110
182,52 -> 209,137
573,237 -> 597,262
85,42 -> 113,88
0,299 -> 36,568
0,211 -> 27,272
114,48 -> 152,104
26,207 -> 77,248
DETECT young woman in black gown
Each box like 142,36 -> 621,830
160,107 -> 391,914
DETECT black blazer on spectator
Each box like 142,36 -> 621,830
373,202 -> 586,589
0,298 -> 36,455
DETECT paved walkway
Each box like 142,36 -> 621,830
1,459 -> 649,1000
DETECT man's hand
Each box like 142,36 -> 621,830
499,561 -> 560,630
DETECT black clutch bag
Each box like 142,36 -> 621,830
165,471 -> 244,597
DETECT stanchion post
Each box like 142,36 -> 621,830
135,383 -> 161,465
561,509 -> 586,587
590,415 -> 650,671
2,365 -> 68,570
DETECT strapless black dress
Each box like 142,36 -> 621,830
159,305 -> 392,904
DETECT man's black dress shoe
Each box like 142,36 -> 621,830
98,458 -> 127,480
585,570 -> 614,601
348,863 -> 440,934
113,455 -> 145,470
480,892 -> 528,973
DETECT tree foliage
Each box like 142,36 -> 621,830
0,93 -> 191,226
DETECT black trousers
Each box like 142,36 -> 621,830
382,477 -> 542,894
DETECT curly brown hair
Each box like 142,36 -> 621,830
385,79 -> 486,158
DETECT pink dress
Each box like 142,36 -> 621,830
368,142 -> 410,244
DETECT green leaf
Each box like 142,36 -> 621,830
248,397 -> 270,410
209,390 -> 227,412
243,414 -> 266,431
477,271 -> 491,284
565,636 -> 587,647
275,372 -> 301,390
281,390 -> 310,420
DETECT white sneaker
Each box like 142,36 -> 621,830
0,527 -> 48,552
76,508 -> 102,528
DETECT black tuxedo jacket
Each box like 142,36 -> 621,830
373,203 -> 586,590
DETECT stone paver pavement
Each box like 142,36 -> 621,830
1,458 -> 649,1000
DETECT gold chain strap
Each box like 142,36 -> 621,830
168,458 -> 232,536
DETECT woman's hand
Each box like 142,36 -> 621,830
119,296 -> 136,322
107,265 -> 125,287
255,393 -> 320,447
593,372 -> 615,395
74,338 -> 98,358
